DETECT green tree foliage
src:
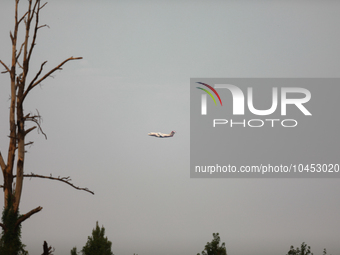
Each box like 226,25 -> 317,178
287,242 -> 330,255
0,196 -> 28,255
287,242 -> 313,255
81,222 -> 113,255
71,247 -> 78,255
197,233 -> 227,255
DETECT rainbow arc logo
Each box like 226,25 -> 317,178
196,82 -> 222,115
196,82 -> 222,106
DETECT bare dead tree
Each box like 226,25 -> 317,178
0,0 -> 93,252
42,241 -> 55,255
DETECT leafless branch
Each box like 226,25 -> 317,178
7,135 -> 18,140
39,2 -> 48,11
26,1 -> 48,66
16,42 -> 25,62
24,141 -> 34,147
23,57 -> 82,99
0,60 -> 11,73
25,126 -> 37,136
18,11 -> 29,25
0,152 -> 6,171
24,109 -> 47,139
17,61 -> 23,70
27,0 -> 40,62
38,24 -> 49,29
31,0 -> 40,20
9,31 -> 14,44
25,61 -> 47,97
14,173 -> 95,195
15,206 -> 43,227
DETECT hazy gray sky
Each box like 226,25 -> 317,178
1,1 -> 340,255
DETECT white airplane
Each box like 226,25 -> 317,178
148,131 -> 176,138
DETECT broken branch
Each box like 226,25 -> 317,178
9,31 -> 14,44
0,152 -> 6,171
24,141 -> 34,147
25,126 -> 37,136
15,206 -> 43,227
37,24 -> 49,29
0,60 -> 11,73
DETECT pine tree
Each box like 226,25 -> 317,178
197,233 -> 227,255
287,242 -> 313,255
70,247 -> 78,255
81,222 -> 113,255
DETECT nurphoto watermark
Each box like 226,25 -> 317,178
190,78 -> 340,178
